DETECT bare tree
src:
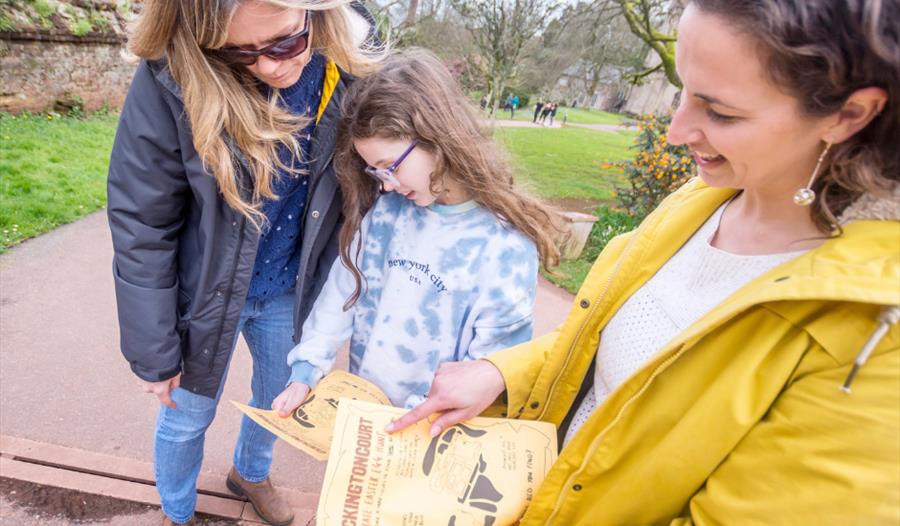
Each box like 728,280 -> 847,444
451,0 -> 559,117
520,1 -> 645,105
404,0 -> 419,27
580,10 -> 646,103
614,0 -> 682,88
365,0 -> 422,46
366,1 -> 473,57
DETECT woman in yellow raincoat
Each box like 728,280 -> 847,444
389,0 -> 900,523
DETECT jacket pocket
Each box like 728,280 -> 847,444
176,288 -> 192,333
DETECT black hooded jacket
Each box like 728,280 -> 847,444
107,58 -> 349,398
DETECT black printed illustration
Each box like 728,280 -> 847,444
422,424 -> 503,526
291,394 -> 340,428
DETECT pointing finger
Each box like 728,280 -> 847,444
386,397 -> 443,434
427,408 -> 471,438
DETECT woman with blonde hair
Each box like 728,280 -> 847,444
390,0 -> 900,523
106,1 -> 381,524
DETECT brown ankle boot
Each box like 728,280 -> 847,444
226,467 -> 294,526
161,514 -> 195,526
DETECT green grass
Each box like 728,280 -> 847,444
0,112 -> 118,252
548,257 -> 596,293
495,126 -> 635,203
548,206 -> 639,293
0,110 -> 638,293
495,106 -> 628,126
494,126 -> 639,293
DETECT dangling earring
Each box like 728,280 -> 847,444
793,142 -> 832,206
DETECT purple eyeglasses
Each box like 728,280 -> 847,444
364,140 -> 418,188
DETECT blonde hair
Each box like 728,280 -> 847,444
335,49 -> 561,307
129,0 -> 384,227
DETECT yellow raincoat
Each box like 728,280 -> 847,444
487,179 -> 900,525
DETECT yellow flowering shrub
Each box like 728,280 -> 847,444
604,113 -> 694,220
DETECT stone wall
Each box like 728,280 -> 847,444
1,36 -> 135,113
0,0 -> 138,113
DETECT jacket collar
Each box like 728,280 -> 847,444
652,180 -> 899,306
309,61 -> 346,182
575,179 -> 899,404
146,57 -> 348,193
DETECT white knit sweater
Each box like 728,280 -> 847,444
563,203 -> 805,446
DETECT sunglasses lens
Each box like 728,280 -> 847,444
214,49 -> 258,66
267,34 -> 309,61
212,33 -> 307,66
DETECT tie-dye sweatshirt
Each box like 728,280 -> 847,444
286,191 -> 538,408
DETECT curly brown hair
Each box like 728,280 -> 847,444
334,49 -> 561,308
689,0 -> 900,232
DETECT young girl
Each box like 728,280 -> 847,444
272,49 -> 559,415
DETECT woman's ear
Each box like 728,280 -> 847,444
825,86 -> 888,144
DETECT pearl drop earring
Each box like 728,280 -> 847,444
793,142 -> 832,206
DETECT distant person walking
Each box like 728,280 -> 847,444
533,98 -> 544,123
511,94 -> 520,119
539,102 -> 552,125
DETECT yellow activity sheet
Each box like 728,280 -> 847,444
231,371 -> 391,460
317,399 -> 558,526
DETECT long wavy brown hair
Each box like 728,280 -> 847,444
128,0 -> 383,227
335,49 -> 561,307
690,0 -> 900,232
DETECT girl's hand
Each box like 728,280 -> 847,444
386,360 -> 506,437
272,382 -> 311,418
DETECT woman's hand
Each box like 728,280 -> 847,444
386,360 -> 506,437
139,374 -> 181,409
272,382 -> 311,418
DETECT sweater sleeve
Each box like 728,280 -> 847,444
465,238 -> 539,360
285,203 -> 378,387
286,250 -> 358,388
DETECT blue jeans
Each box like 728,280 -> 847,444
154,291 -> 295,524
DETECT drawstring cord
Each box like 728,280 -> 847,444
841,305 -> 900,393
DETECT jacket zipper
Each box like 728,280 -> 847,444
209,212 -> 248,372
545,343 -> 691,524
529,210 -> 665,524
293,150 -> 335,333
539,195 -> 729,523
537,228 -> 644,421
298,151 -> 334,236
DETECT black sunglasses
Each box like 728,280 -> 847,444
210,10 -> 310,66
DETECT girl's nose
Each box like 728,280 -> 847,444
382,180 -> 397,193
